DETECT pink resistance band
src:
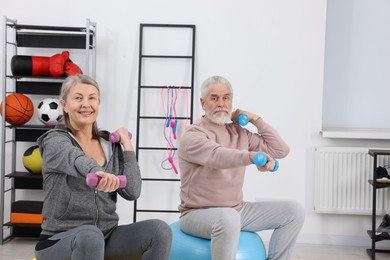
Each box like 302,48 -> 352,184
160,85 -> 189,174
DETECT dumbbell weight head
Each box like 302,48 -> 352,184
270,160 -> 279,172
254,152 -> 267,167
238,114 -> 249,126
109,131 -> 132,143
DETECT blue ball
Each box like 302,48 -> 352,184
170,221 -> 266,260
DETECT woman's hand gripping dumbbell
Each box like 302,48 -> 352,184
86,172 -> 127,188
109,131 -> 132,143
109,128 -> 134,152
86,128 -> 132,189
251,152 -> 279,172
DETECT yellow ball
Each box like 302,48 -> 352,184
22,145 -> 42,175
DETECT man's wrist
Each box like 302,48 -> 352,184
250,116 -> 260,123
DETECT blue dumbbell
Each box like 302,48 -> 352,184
238,114 -> 249,126
254,152 -> 279,172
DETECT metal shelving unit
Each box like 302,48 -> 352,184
0,16 -> 96,243
367,149 -> 390,259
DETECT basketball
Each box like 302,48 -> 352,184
0,93 -> 34,125
22,145 -> 42,175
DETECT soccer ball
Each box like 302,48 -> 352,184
37,97 -> 63,127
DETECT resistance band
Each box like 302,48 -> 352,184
160,85 -> 189,174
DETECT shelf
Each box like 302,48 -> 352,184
367,249 -> 390,259
14,24 -> 90,32
10,126 -> 50,142
12,24 -> 95,49
6,171 -> 42,179
8,24 -> 95,49
17,33 -> 94,49
369,149 -> 390,157
5,172 -> 42,190
4,221 -> 42,228
368,180 -> 390,189
16,81 -> 62,95
367,230 -> 390,242
4,222 -> 41,238
7,74 -> 65,79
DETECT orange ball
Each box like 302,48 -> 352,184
0,93 -> 34,125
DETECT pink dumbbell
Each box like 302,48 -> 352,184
109,131 -> 132,143
86,173 -> 127,188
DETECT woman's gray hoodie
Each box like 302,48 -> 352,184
37,125 -> 141,237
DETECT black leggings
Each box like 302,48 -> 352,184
35,219 -> 172,260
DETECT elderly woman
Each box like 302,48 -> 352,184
35,74 -> 172,260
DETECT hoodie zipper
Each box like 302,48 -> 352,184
94,188 -> 99,226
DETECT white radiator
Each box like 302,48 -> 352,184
314,147 -> 390,215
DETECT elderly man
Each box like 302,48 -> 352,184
177,75 -> 305,260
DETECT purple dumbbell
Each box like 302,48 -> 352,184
86,173 -> 127,188
109,131 -> 132,143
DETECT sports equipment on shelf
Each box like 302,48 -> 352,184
11,51 -> 82,77
0,93 -> 34,125
22,145 -> 42,175
37,97 -> 63,127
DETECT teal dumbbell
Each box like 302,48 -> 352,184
254,152 -> 279,172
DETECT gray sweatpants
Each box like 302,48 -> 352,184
35,219 -> 172,260
180,200 -> 305,260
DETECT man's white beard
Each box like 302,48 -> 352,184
206,109 -> 232,125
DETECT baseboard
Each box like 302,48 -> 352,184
295,233 -> 372,247
258,231 -> 390,248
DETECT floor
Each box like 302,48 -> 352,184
1,239 -> 390,260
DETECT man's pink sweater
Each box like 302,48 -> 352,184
178,116 -> 289,216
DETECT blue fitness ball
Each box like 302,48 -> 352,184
169,221 -> 266,260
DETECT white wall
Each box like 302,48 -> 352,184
2,0 -> 390,247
